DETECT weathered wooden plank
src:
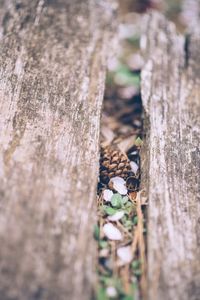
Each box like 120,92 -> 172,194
141,12 -> 200,300
0,1 -> 116,299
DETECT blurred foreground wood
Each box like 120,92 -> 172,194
141,12 -> 200,300
0,1 -> 115,299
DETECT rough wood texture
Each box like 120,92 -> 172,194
0,1 -> 116,299
141,13 -> 200,300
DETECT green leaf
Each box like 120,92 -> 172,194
133,216 -> 138,225
96,287 -> 109,300
111,194 -> 122,208
123,201 -> 133,214
132,260 -> 142,277
106,72 -> 115,86
124,201 -> 132,208
99,240 -> 108,249
114,65 -> 140,87
93,224 -> 100,241
126,35 -> 140,47
122,295 -> 134,300
135,137 -> 143,147
133,269 -> 142,276
125,220 -> 133,229
99,275 -> 111,285
104,206 -> 117,216
122,196 -> 129,204
132,260 -> 141,270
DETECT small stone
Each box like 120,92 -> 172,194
103,223 -> 123,240
133,120 -> 142,127
103,189 -> 113,202
99,248 -> 109,257
130,161 -> 139,174
127,53 -> 144,70
117,246 -> 133,265
118,86 -> 138,99
110,177 -> 128,195
111,176 -> 125,185
104,257 -> 113,270
106,286 -> 117,298
130,150 -> 138,156
115,184 -> 127,195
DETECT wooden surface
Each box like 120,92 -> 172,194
141,13 -> 200,300
0,1 -> 115,299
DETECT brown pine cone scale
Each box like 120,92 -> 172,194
100,145 -> 132,184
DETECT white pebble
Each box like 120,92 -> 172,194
106,286 -> 117,298
130,150 -> 138,155
103,223 -> 123,240
108,211 -> 124,221
133,120 -> 142,127
111,176 -> 125,185
117,246 -> 133,265
114,184 -> 127,195
130,161 -> 139,174
99,248 -> 109,257
103,189 -> 113,202
110,177 -> 128,195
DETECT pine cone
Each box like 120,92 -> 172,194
100,145 -> 131,184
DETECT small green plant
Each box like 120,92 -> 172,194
94,224 -> 100,241
134,137 -> 143,147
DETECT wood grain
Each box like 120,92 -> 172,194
0,1 -> 116,299
141,12 -> 200,300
